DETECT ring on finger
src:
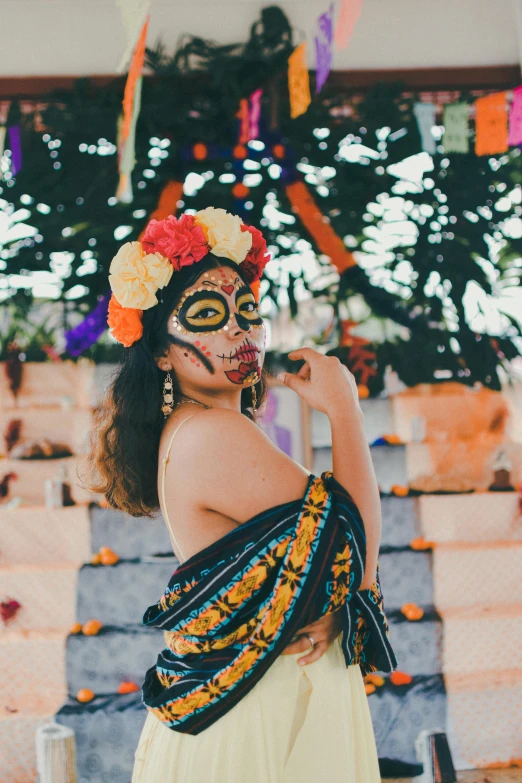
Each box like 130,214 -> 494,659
306,634 -> 315,650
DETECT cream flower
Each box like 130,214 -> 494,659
109,241 -> 173,310
194,207 -> 252,263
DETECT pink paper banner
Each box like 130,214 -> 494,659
315,4 -> 334,94
249,88 -> 263,140
334,0 -> 363,50
507,85 -> 522,146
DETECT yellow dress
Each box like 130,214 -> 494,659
132,414 -> 383,782
132,633 -> 381,783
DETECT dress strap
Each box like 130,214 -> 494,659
160,414 -> 197,564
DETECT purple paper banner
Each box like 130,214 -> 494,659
65,291 -> 111,357
249,88 -> 263,140
7,125 -> 22,176
315,4 -> 334,94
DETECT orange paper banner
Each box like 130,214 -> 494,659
285,180 -> 357,274
474,91 -> 508,156
288,43 -> 311,120
138,180 -> 184,239
121,15 -> 149,146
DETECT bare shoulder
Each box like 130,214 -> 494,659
166,407 -> 311,524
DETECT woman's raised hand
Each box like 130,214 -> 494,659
277,347 -> 360,417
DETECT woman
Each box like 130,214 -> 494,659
87,207 -> 397,783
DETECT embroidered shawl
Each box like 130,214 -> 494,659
141,470 -> 398,734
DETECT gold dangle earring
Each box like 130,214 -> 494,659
162,371 -> 174,418
251,382 -> 257,415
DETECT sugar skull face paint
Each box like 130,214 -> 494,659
166,264 -> 265,389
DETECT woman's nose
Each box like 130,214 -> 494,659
226,311 -> 249,337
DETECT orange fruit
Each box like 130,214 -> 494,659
118,681 -> 140,695
365,674 -> 385,687
76,688 -> 95,703
70,622 -> 83,634
99,547 -> 119,566
390,671 -> 413,686
391,485 -> 409,497
410,537 -> 434,550
82,619 -> 103,636
401,603 -> 424,621
385,434 -> 402,445
364,683 -> 376,695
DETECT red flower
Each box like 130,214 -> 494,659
240,224 -> 271,282
142,215 -> 209,271
1,598 -> 21,624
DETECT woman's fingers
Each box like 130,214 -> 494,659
280,635 -> 315,655
297,639 -> 328,666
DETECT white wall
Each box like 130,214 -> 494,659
0,0 -> 520,76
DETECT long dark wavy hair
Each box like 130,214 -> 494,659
81,253 -> 270,517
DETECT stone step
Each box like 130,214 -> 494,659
0,456 -> 94,506
0,562 -> 79,630
76,557 -> 179,625
440,604 -> 522,675
433,541 -> 522,611
0,407 -> 92,455
380,497 -> 421,548
444,668 -> 522,770
55,691 -> 147,783
0,707 -> 64,783
0,361 -> 95,409
65,624 -> 163,693
0,504 -> 91,564
90,505 -> 172,559
313,445 -> 408,493
0,628 -> 67,713
419,492 -> 521,544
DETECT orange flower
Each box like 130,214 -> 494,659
107,294 -> 143,348
364,683 -> 376,695
82,619 -> 103,636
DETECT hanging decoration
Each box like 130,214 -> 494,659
315,4 -> 334,94
64,292 -> 112,357
334,0 -> 363,50
339,319 -> 378,388
7,125 -> 22,177
237,88 -> 264,143
116,15 -> 149,201
116,0 -> 152,73
507,85 -> 522,147
442,103 -> 470,153
288,42 -> 311,119
474,91 -> 508,156
413,103 -> 437,154
285,180 -> 357,274
138,180 -> 184,237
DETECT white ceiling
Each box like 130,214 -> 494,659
0,0 -> 520,76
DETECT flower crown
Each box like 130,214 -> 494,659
107,207 -> 271,347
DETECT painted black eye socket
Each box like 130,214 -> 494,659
194,307 -> 219,319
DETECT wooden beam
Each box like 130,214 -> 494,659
0,65 -> 519,99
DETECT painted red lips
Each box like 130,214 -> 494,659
225,340 -> 261,384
